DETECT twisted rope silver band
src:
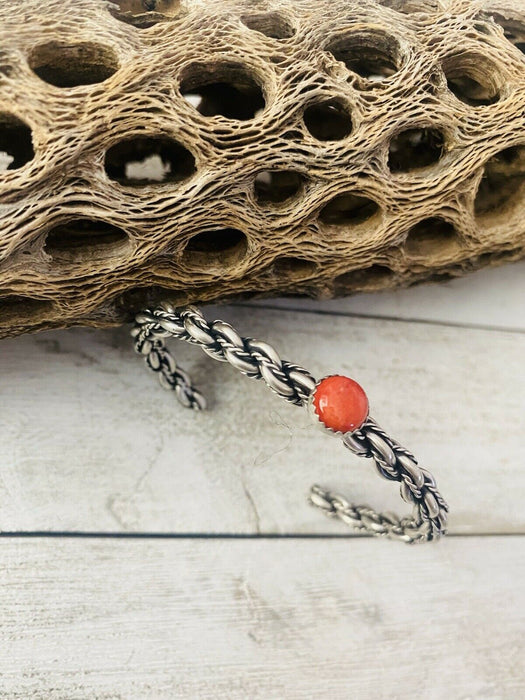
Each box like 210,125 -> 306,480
131,304 -> 448,544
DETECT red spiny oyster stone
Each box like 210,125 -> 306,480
311,375 -> 369,433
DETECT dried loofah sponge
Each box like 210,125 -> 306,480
0,0 -> 524,338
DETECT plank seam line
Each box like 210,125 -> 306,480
1,532 -> 524,540
234,302 -> 525,335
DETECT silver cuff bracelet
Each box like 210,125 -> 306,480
132,304 -> 449,544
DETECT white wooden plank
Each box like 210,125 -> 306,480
248,259 -> 525,331
1,536 -> 524,699
1,306 -> 523,534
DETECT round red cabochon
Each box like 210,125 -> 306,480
312,375 -> 369,433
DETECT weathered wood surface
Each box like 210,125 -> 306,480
0,291 -> 524,534
1,537 -> 524,699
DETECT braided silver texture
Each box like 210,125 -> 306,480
310,417 -> 448,543
132,304 -> 448,544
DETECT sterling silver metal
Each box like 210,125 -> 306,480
132,304 -> 449,544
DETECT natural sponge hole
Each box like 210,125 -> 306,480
319,192 -> 379,226
254,170 -> 304,204
241,12 -> 295,39
334,264 -> 394,292
44,219 -> 130,263
0,114 -> 34,171
0,296 -> 53,324
272,257 -> 316,279
29,41 -> 119,87
477,248 -> 522,266
109,0 -> 180,28
105,136 -> 196,185
180,62 -> 265,120
442,53 -> 501,106
388,127 -> 444,172
182,228 -> 248,267
113,0 -> 178,10
303,99 -> 352,141
325,30 -> 401,80
474,146 -> 525,217
489,15 -> 525,55
403,218 -> 460,257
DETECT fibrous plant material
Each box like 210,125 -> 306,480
0,0 -> 524,338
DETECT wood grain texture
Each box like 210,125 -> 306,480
1,536 -> 524,699
1,305 -> 523,534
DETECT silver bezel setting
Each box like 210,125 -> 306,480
306,374 -> 369,438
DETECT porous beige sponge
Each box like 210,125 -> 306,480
0,0 -> 524,338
